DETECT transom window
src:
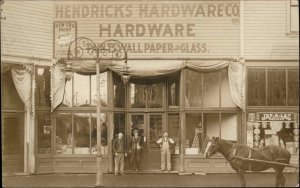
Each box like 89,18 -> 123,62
247,68 -> 299,106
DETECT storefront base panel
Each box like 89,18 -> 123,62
48,156 -> 109,173
184,158 -> 235,173
36,156 -> 54,173
2,155 -> 24,174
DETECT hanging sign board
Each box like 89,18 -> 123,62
258,112 -> 295,121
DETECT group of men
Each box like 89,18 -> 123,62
112,129 -> 175,175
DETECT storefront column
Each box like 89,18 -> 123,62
179,68 -> 185,172
29,66 -> 36,174
107,71 -> 114,172
23,68 -> 35,174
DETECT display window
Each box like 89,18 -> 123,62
113,74 -> 126,108
61,72 -> 108,108
185,113 -> 238,156
36,67 -> 51,107
246,112 -> 299,155
37,112 -> 52,154
247,68 -> 299,107
55,112 -> 108,155
168,113 -> 180,155
130,83 -> 163,108
167,74 -> 180,108
185,69 -> 236,108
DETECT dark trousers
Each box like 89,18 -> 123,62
130,149 -> 142,170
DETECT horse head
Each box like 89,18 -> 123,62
204,137 -> 220,158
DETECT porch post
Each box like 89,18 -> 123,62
95,59 -> 103,187
179,67 -> 185,173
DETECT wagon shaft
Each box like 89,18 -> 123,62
233,156 -> 299,169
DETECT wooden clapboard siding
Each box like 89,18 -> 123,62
53,0 -> 240,59
244,0 -> 299,60
1,1 -> 53,60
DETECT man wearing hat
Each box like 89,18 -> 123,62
156,131 -> 175,172
129,129 -> 144,171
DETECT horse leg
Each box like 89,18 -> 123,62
236,170 -> 246,187
274,167 -> 285,187
280,172 -> 285,187
275,172 -> 281,187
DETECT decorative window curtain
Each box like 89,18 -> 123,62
11,65 -> 33,108
51,58 -> 245,110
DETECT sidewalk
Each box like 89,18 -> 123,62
2,172 -> 299,187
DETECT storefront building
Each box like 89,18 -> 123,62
1,0 -> 299,175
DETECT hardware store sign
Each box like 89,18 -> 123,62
54,1 -> 240,58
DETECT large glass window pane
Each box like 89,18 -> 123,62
56,113 -> 72,154
91,72 -> 108,107
2,116 -> 24,155
74,74 -> 90,107
148,83 -> 163,108
114,113 -> 126,138
130,114 -> 145,137
130,83 -> 164,108
247,69 -> 266,106
91,113 -> 108,155
74,113 -> 90,154
130,84 -> 147,108
168,114 -> 180,154
185,70 -> 202,107
62,76 -> 72,107
1,71 -> 24,110
288,69 -> 299,106
37,112 -> 52,154
168,74 -> 180,108
185,113 -> 202,155
267,69 -> 286,106
204,113 -> 220,138
36,67 -> 51,107
114,75 -> 126,108
221,70 -> 236,107
221,113 -> 237,142
203,72 -> 220,107
149,115 -> 162,149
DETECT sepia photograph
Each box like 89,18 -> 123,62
1,0 -> 299,187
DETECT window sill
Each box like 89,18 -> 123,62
286,32 -> 299,38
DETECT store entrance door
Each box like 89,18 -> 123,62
129,113 -> 164,171
2,114 -> 24,174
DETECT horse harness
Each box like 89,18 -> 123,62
225,145 -> 253,171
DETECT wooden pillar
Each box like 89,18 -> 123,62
179,67 -> 185,173
107,70 -> 114,172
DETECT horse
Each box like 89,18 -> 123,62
204,137 -> 291,187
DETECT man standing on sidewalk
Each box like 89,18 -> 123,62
129,129 -> 144,171
112,132 -> 127,176
156,132 -> 175,172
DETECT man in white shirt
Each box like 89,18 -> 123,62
156,131 -> 175,172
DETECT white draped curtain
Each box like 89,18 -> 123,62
10,65 -> 33,108
51,58 -> 245,110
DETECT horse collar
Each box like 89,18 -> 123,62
225,144 -> 237,162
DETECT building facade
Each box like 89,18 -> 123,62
1,0 -> 299,175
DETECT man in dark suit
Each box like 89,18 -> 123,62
129,129 -> 144,171
112,132 -> 127,175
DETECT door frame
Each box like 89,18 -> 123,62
128,113 -> 166,170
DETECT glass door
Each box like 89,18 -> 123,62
129,113 -> 165,171
128,114 -> 146,170
146,114 -> 163,170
